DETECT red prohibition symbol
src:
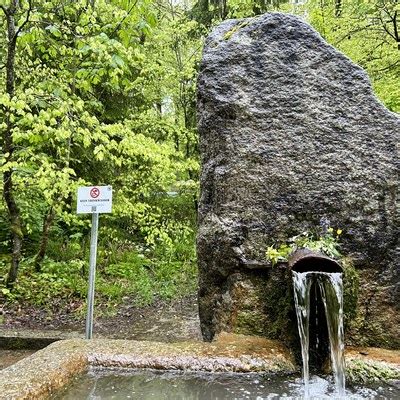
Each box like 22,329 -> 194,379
90,187 -> 100,198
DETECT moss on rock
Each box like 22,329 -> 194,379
342,258 -> 360,331
223,20 -> 250,40
347,359 -> 400,384
235,310 -> 266,336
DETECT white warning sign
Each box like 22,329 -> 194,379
77,186 -> 112,214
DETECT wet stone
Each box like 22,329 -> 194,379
196,12 -> 400,347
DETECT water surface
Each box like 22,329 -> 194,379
55,368 -> 399,399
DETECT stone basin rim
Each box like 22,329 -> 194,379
0,335 -> 296,400
0,337 -> 398,399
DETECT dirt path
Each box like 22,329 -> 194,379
1,294 -> 202,370
0,300 -> 199,369
1,294 -> 201,341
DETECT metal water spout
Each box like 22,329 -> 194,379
288,248 -> 343,273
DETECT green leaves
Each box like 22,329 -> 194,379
305,0 -> 400,112
265,229 -> 343,266
45,25 -> 62,38
266,244 -> 292,267
0,0 -> 200,301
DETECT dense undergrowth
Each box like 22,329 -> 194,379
0,189 -> 198,316
0,220 -> 197,315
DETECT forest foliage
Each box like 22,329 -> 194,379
0,0 -> 398,314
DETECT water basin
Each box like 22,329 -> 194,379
55,368 -> 399,399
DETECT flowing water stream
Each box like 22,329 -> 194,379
293,271 -> 346,398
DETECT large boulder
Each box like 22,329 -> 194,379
197,13 -> 399,349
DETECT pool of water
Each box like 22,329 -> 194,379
55,368 -> 399,399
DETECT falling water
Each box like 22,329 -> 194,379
293,272 -> 313,398
293,271 -> 346,398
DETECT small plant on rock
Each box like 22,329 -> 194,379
266,228 -> 343,266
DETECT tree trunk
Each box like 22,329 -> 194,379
2,1 -> 24,287
34,208 -> 55,272
335,0 -> 342,17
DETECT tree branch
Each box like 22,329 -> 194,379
392,10 -> 399,44
379,13 -> 397,41
110,0 -> 139,37
334,25 -> 372,45
374,59 -> 400,73
0,5 -> 8,16
13,0 -> 33,41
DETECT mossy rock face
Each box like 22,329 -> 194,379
235,310 -> 267,336
342,258 -> 360,330
204,267 -> 297,348
232,268 -> 294,340
345,269 -> 400,349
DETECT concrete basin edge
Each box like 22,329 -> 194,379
0,335 -> 296,399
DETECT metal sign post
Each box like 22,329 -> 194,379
86,207 -> 98,339
77,186 -> 112,339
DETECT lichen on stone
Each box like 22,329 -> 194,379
223,20 -> 250,40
